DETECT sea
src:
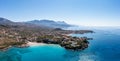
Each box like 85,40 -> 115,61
0,27 -> 120,61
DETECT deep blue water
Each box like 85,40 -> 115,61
0,29 -> 120,61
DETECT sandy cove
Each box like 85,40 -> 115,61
27,42 -> 46,46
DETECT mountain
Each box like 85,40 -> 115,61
0,17 -> 14,25
26,20 -> 72,28
0,17 -> 73,29
0,17 -> 53,30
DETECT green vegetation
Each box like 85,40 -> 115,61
0,23 -> 93,50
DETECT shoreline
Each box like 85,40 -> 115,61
0,42 -> 56,51
27,42 -> 60,47
0,33 -> 91,51
27,42 -> 46,46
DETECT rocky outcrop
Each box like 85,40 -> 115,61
60,37 -> 89,50
36,35 -> 90,50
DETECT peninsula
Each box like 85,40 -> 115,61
0,17 -> 93,50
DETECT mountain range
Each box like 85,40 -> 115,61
0,17 -> 72,28
26,19 -> 72,28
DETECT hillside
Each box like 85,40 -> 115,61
26,19 -> 72,28
0,17 -> 93,50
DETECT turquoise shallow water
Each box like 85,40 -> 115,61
0,29 -> 120,61
0,44 -> 81,61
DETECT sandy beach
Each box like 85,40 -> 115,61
27,42 -> 46,46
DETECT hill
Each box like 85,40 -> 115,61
26,19 -> 72,28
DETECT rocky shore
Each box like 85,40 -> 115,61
0,29 -> 92,50
0,18 -> 93,50
35,34 -> 91,50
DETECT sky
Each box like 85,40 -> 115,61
0,0 -> 120,26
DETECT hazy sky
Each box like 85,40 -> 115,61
0,0 -> 120,26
